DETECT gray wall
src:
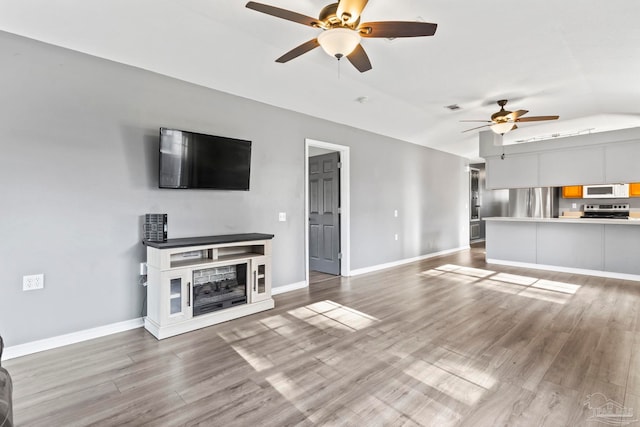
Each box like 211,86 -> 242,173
0,31 -> 468,346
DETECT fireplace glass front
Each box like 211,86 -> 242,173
192,263 -> 247,316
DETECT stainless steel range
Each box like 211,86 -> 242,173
582,203 -> 630,219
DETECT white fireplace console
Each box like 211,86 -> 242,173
143,233 -> 274,339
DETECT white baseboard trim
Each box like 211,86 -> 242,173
350,246 -> 470,276
3,281 -> 309,360
486,258 -> 640,282
272,280 -> 308,295
3,318 -> 144,361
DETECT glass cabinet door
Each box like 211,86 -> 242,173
163,270 -> 192,324
251,256 -> 271,303
169,277 -> 183,316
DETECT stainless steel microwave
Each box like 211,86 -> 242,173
583,184 -> 629,198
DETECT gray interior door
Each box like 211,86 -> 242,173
309,152 -> 340,275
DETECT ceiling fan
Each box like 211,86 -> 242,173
461,100 -> 559,135
245,0 -> 438,72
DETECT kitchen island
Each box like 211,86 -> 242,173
485,217 -> 640,281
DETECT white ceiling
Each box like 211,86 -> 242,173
2,0 -> 640,161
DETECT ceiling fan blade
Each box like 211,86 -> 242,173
246,2 -> 322,28
516,115 -> 560,122
275,39 -> 320,63
460,120 -> 492,123
462,124 -> 492,133
359,21 -> 437,38
337,0 -> 369,25
505,109 -> 528,120
347,44 -> 372,72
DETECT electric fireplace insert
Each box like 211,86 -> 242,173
192,263 -> 247,316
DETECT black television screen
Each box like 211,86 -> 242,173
159,128 -> 251,190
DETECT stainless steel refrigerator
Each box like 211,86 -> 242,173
508,187 -> 559,218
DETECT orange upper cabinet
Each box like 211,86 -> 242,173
630,183 -> 640,197
562,185 -> 583,198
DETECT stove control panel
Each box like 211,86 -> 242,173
584,203 -> 630,212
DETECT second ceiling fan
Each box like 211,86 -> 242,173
246,0 -> 438,72
462,100 -> 559,134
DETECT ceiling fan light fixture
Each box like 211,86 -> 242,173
490,122 -> 515,135
317,28 -> 361,59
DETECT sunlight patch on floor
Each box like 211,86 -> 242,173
225,301 -> 379,373
307,300 -> 340,313
435,264 -> 496,278
260,314 -> 292,329
518,287 -> 573,304
265,371 -> 322,421
419,269 -> 447,277
532,279 -> 580,294
433,358 -> 497,391
300,313 -> 355,333
422,264 -> 582,305
474,279 -> 527,295
230,344 -> 274,372
404,359 -> 489,406
491,272 -> 538,286
288,300 -> 379,332
286,306 -> 318,320
266,371 -> 303,401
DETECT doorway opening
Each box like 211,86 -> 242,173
305,139 -> 351,287
469,167 -> 481,242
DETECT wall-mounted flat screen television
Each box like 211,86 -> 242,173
159,128 -> 251,190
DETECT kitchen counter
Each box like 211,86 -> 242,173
485,217 -> 640,281
485,217 -> 640,225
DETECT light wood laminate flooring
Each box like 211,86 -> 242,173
6,244 -> 640,426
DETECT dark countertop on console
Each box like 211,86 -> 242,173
143,233 -> 274,249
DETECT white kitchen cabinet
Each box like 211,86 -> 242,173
538,146 -> 605,186
485,221 -> 537,263
604,225 -> 640,275
486,153 -> 538,189
485,217 -> 640,281
481,128 -> 640,189
604,141 -> 640,183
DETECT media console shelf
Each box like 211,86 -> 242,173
143,233 -> 274,339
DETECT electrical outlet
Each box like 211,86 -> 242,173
23,274 -> 44,291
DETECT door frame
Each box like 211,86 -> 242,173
305,138 -> 351,284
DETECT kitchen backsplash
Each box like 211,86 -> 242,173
558,194 -> 640,212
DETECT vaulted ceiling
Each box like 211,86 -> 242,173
2,0 -> 640,160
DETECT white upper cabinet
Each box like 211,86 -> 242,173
486,154 -> 538,189
538,146 -> 605,187
480,128 -> 640,189
605,141 -> 640,183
